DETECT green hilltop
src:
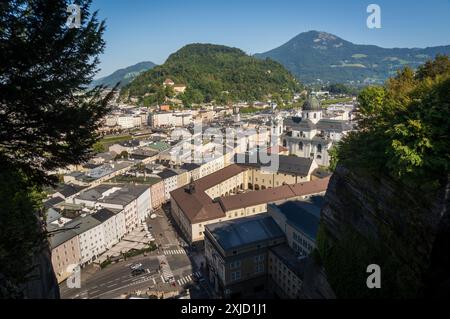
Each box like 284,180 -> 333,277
121,43 -> 302,106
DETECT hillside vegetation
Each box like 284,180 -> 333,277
121,44 -> 302,106
331,54 -> 450,191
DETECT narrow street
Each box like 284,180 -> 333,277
60,205 -> 211,299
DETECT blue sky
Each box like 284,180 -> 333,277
91,0 -> 450,78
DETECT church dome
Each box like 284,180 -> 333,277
302,96 -> 321,111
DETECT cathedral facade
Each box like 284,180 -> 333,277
282,97 -> 353,167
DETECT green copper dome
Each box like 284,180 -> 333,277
302,96 -> 321,111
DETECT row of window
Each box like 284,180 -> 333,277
293,232 -> 314,252
56,253 -> 77,260
292,242 -> 308,256
269,256 -> 301,297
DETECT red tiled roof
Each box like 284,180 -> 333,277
170,165 -> 246,223
170,160 -> 330,224
218,177 -> 330,212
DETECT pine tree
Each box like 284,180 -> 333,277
0,0 -> 115,185
0,0 -> 114,297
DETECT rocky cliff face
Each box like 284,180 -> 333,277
303,165 -> 450,298
0,244 -> 60,299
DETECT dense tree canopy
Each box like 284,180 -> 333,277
332,55 -> 450,190
0,0 -> 114,185
0,0 -> 112,297
324,83 -> 359,95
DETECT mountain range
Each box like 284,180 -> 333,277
91,61 -> 156,88
100,31 -> 450,90
255,30 -> 450,85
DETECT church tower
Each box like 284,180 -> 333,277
302,96 -> 323,124
271,112 -> 284,145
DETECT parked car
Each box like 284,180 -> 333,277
130,263 -> 143,270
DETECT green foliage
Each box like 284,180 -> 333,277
357,86 -> 386,116
0,0 -> 114,186
325,83 -> 359,95
122,243 -> 157,259
415,54 -> 450,81
333,56 -> 450,190
92,141 -> 106,154
0,0 -> 112,296
114,151 -> 129,160
121,44 -> 302,105
240,107 -> 259,114
328,146 -> 339,171
179,88 -> 204,107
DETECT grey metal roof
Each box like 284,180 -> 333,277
76,184 -> 120,202
157,169 -> 178,179
285,117 -> 352,133
274,196 -> 324,240
284,118 -> 316,130
234,153 -> 314,176
206,215 -> 285,251
99,185 -> 149,206
43,197 -> 64,210
316,119 -> 353,132
91,208 -> 116,223
46,208 -> 62,224
180,163 -> 200,171
48,224 -> 79,249
65,215 -> 102,235
58,184 -> 87,198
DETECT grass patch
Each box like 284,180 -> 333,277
99,135 -> 132,148
123,243 -> 158,259
109,175 -> 162,185
240,107 -> 260,114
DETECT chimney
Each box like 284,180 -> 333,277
185,177 -> 196,194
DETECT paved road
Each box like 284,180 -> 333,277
60,254 -> 162,299
60,207 -> 211,299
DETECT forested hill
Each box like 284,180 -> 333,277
121,44 -> 302,105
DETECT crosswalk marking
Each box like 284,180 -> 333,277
125,275 -> 155,288
177,275 -> 192,285
158,255 -> 174,283
163,249 -> 187,255
177,272 -> 202,286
